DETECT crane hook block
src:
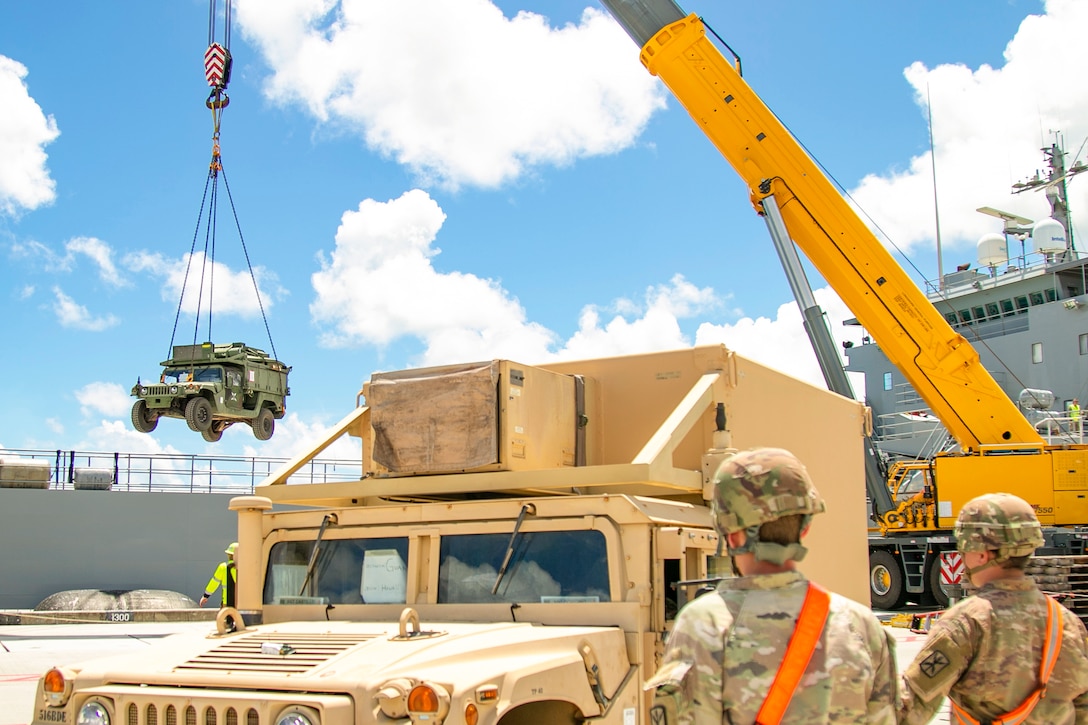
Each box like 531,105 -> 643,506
204,43 -> 233,90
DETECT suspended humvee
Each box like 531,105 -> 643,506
130,342 -> 291,442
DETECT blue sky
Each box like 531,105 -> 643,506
2,0 -> 1085,462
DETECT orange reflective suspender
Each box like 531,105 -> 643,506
754,582 -> 831,725
949,595 -> 1064,725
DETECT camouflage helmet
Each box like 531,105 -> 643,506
712,448 -> 826,535
954,493 -> 1043,560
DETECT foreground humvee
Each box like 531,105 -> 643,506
42,346 -> 870,724
130,342 -> 291,441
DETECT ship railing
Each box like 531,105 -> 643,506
0,447 -> 362,493
871,407 -> 957,461
923,246 -> 1088,298
1032,414 -> 1086,445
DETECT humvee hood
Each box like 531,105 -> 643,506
76,619 -> 630,692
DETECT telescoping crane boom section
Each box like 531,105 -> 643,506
599,0 -> 1042,453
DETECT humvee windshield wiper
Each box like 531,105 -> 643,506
491,503 -> 536,595
298,513 -> 338,596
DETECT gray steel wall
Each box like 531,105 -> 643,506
0,489 -> 239,610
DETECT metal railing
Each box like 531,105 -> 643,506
0,448 -> 363,494
1032,414 -> 1086,445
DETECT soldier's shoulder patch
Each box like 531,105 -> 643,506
918,649 -> 950,678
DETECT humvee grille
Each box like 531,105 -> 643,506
176,632 -> 376,674
127,703 -> 256,725
143,385 -> 170,396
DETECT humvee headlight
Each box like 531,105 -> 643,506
77,699 -> 111,725
170,385 -> 178,394
42,667 -> 73,706
139,387 -> 147,395
274,706 -> 319,725
375,679 -> 413,718
407,682 -> 450,721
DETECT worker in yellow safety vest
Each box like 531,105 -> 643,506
199,542 -> 237,608
899,493 -> 1088,724
1071,398 -> 1082,436
644,447 -> 898,724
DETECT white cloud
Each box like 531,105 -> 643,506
236,412 -> 362,463
66,237 -> 129,288
852,0 -> 1088,256
236,0 -> 665,189
554,275 -> 719,360
76,382 -> 133,418
695,287 -> 864,390
78,420 -> 185,458
311,189 -> 557,362
309,189 -> 856,390
11,236 -> 128,287
126,250 -> 283,318
9,239 -> 61,267
52,287 -> 120,331
0,55 -> 59,215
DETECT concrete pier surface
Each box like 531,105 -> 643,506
0,619 -> 949,725
0,621 -> 211,725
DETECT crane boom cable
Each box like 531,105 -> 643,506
207,0 -> 216,47
168,171 -> 214,360
208,173 -> 217,342
219,164 -> 280,361
192,173 -> 217,350
224,0 -> 231,49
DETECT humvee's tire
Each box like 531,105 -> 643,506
131,400 -> 158,433
253,407 -> 274,441
185,397 -> 213,432
202,425 -> 223,443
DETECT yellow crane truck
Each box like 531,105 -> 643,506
596,0 -> 1088,610
31,346 -> 871,725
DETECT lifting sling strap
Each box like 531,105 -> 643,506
754,582 -> 830,725
949,595 -> 1064,725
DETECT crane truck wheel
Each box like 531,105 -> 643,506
131,400 -> 158,433
185,397 -> 213,431
252,407 -> 274,441
869,550 -> 906,609
925,557 -> 951,608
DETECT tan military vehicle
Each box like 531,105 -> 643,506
33,346 -> 870,725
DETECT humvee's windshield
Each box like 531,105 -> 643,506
265,537 -> 410,605
161,367 -> 223,384
439,531 -> 608,603
262,530 -> 609,605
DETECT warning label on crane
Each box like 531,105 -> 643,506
940,552 -> 964,585
204,43 -> 231,88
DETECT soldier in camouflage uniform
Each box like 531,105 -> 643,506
899,492 -> 1088,724
645,447 -> 898,724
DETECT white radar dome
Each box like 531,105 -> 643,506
1033,217 -> 1067,253
976,232 -> 1007,267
